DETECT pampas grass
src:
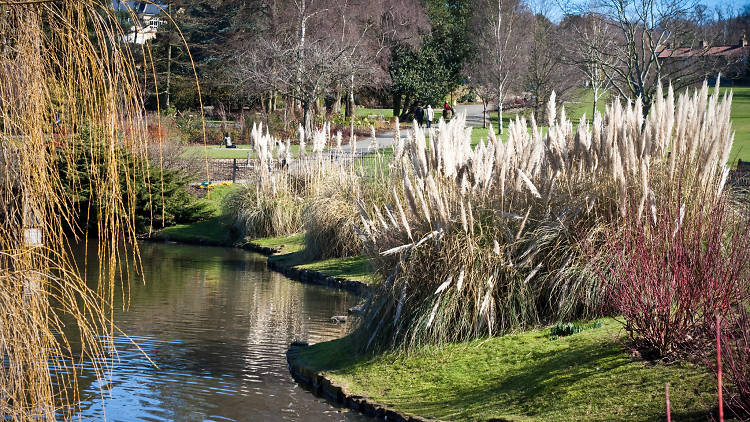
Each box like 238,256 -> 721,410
354,80 -> 736,350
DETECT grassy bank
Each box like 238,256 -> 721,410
251,234 -> 378,284
158,214 -> 378,284
154,184 -> 237,244
295,319 -> 719,422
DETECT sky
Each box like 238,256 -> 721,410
528,0 -> 747,23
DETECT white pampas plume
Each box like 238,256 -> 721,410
393,282 -> 408,327
415,230 -> 440,248
427,298 -> 441,328
298,124 -> 306,157
435,276 -> 453,295
479,276 -> 494,315
336,131 -> 343,152
381,243 -> 415,256
392,187 -> 412,240
460,200 -> 468,233
717,166 -> 730,197
547,91 -> 557,128
500,212 -> 524,220
493,239 -> 501,255
456,267 -> 466,292
517,169 -> 541,198
523,262 -> 544,285
369,125 -> 378,151
516,207 -> 531,240
673,204 -> 685,238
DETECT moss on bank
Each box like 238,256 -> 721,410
294,319 -> 720,422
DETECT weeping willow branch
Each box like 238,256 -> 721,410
0,1 -> 186,420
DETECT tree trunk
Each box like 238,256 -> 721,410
482,98 -> 488,128
497,89 -> 503,134
592,85 -> 598,119
303,101 -> 312,140
349,74 -> 355,140
333,84 -> 342,114
165,1 -> 172,110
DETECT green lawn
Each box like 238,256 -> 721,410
358,107 -> 445,123
721,86 -> 750,164
295,319 -> 719,422
253,234 -> 378,284
357,108 -> 393,119
181,144 -> 314,160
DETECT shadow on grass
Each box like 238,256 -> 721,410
297,322 -> 718,422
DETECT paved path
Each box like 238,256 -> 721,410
351,104 -> 491,153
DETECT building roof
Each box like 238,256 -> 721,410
112,0 -> 166,16
658,38 -> 750,59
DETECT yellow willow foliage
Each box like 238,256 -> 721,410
0,1 -> 190,419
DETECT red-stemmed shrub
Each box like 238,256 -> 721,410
716,308 -> 750,419
601,195 -> 750,360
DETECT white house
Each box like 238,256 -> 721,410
112,0 -> 167,44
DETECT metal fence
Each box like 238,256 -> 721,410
197,151 -> 392,184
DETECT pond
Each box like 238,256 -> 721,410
70,241 -> 368,421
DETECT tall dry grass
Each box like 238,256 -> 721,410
0,2 -> 173,419
225,121 -> 384,254
354,82 -> 735,350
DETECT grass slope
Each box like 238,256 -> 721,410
253,234 -> 378,284
155,184 -> 237,244
297,319 -> 718,422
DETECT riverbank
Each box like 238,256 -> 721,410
288,319 -> 720,422
152,188 -> 377,296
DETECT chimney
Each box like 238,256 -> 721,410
741,34 -> 748,47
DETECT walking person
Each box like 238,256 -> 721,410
426,104 -> 434,128
415,104 -> 425,127
443,102 -> 453,121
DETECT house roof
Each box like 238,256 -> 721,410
658,42 -> 750,59
112,0 -> 166,16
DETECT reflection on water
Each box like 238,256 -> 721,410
71,242 -> 367,421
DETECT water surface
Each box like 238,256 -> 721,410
73,242 -> 367,421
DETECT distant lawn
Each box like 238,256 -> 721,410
295,318 -> 718,422
721,86 -> 750,164
357,108 -> 393,120
182,144 -> 314,160
157,216 -> 233,245
253,234 -> 378,284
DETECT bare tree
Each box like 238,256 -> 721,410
234,0 -> 375,138
561,14 -> 614,118
525,13 -> 579,120
467,0 -> 531,132
573,0 -> 745,115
